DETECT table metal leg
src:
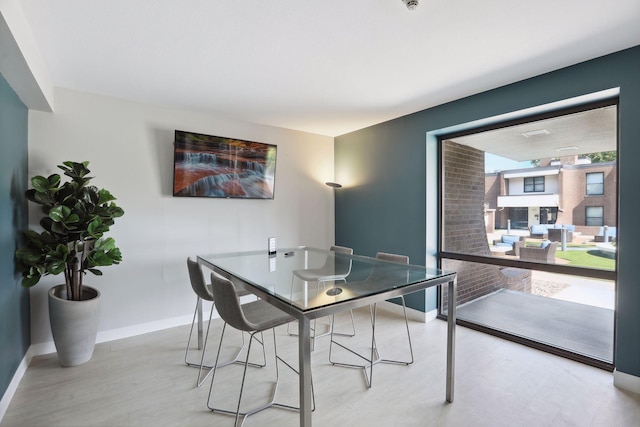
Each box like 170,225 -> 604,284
197,298 -> 203,349
446,277 -> 457,403
298,316 -> 313,426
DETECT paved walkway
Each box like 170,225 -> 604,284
532,270 -> 615,310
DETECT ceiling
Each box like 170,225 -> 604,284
19,0 -> 640,137
449,104 -> 618,162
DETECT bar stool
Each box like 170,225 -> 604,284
207,273 -> 315,425
328,252 -> 414,387
184,258 -> 260,387
287,245 -> 356,350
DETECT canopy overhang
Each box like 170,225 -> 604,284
497,194 -> 559,208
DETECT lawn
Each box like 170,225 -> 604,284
555,247 -> 616,270
522,240 -> 616,270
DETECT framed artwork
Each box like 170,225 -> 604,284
173,130 -> 277,199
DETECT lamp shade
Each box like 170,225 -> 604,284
325,181 -> 342,188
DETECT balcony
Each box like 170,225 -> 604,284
497,193 -> 559,208
442,230 -> 615,367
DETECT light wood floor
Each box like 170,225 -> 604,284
2,308 -> 639,427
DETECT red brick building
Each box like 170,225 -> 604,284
485,155 -> 616,232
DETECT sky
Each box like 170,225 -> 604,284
485,153 -> 532,172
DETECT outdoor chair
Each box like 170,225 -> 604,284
519,241 -> 558,264
528,224 -> 549,239
492,235 -> 526,256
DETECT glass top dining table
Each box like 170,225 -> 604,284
198,246 -> 457,427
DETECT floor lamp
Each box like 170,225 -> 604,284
325,181 -> 343,296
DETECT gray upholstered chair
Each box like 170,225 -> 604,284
184,258 -> 255,387
288,245 -> 356,349
329,252 -> 414,388
207,273 -> 314,425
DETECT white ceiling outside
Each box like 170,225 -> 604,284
449,105 -> 618,162
19,0 -> 640,137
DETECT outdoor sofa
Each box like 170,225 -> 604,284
529,224 -> 575,241
492,235 -> 526,256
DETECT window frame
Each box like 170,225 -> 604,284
436,96 -> 619,371
438,98 -> 618,279
586,172 -> 604,196
524,176 -> 545,193
586,206 -> 604,226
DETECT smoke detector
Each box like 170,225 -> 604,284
402,0 -> 419,10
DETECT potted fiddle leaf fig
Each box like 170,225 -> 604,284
15,161 -> 124,366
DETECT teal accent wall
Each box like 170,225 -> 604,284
0,73 -> 29,400
335,45 -> 640,377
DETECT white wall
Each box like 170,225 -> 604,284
27,88 -> 335,350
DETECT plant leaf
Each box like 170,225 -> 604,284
31,176 -> 50,192
22,274 -> 41,288
49,205 -> 71,223
98,189 -> 116,204
48,174 -> 61,187
47,260 -> 66,275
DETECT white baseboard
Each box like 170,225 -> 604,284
614,369 -> 640,394
95,314 -> 194,345
376,300 -> 438,323
29,313 -> 196,357
25,294 -> 261,357
0,347 -> 34,422
29,299 -> 435,358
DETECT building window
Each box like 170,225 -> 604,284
524,176 -> 545,192
586,172 -> 604,195
586,206 -> 604,226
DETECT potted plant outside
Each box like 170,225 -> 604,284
15,161 -> 124,366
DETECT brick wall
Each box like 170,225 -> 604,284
485,161 -> 617,228
563,163 -> 617,227
443,141 -> 491,256
443,141 -> 531,306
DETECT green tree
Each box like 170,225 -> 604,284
583,151 -> 617,163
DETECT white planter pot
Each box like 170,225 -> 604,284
48,285 -> 101,367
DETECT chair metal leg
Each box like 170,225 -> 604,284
289,277 -> 356,351
185,298 -> 262,387
379,296 -> 414,365
329,296 -> 414,388
185,297 -> 204,364
207,327 -> 315,426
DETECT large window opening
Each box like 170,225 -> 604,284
439,100 -> 618,368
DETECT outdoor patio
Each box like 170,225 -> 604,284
455,230 -> 617,364
456,287 -> 614,362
